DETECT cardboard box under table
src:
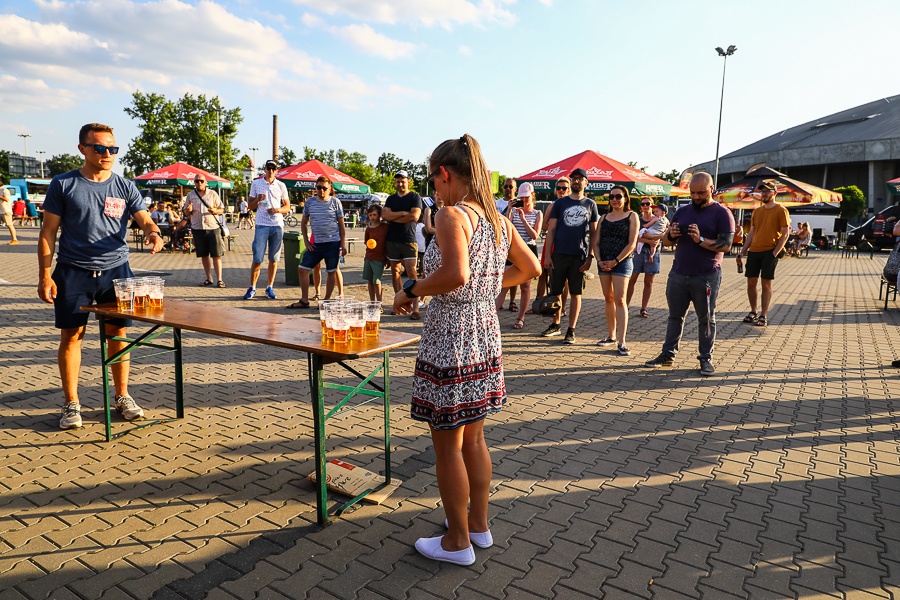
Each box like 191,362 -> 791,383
81,299 -> 420,525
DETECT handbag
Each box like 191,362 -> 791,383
884,242 -> 900,282
531,294 -> 561,316
196,192 -> 229,239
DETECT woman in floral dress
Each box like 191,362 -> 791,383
394,134 -> 541,566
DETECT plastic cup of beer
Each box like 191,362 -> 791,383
113,279 -> 134,312
132,278 -> 150,310
149,279 -> 165,309
364,301 -> 381,337
331,305 -> 350,344
321,300 -> 339,339
348,303 -> 365,340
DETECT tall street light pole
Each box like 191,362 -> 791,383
714,45 -> 737,189
249,147 -> 258,177
18,134 -> 31,175
37,151 -> 46,178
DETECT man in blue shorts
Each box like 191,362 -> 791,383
37,122 -> 164,430
244,160 -> 290,300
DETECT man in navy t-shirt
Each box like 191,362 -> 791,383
540,168 -> 599,344
38,123 -> 164,430
645,172 -> 734,376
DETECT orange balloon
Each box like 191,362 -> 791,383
366,239 -> 377,249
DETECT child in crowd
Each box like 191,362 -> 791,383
363,205 -> 389,302
635,204 -> 669,260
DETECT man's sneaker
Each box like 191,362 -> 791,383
699,359 -> 716,377
563,328 -> 576,344
645,354 -> 674,368
243,287 -> 256,300
596,337 -> 616,346
265,286 -> 277,299
540,323 -> 561,337
60,403 -> 82,429
617,344 -> 630,356
115,395 -> 145,421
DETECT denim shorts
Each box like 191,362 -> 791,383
52,262 -> 134,329
632,249 -> 661,275
300,241 -> 341,272
598,257 -> 633,278
252,225 -> 284,263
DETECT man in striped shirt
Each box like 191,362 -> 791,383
286,176 -> 347,309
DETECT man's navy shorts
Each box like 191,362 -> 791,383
52,262 -> 134,329
299,240 -> 341,273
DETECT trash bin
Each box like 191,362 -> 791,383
282,231 -> 305,286
348,213 -> 357,228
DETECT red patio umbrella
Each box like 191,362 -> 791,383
517,150 -> 673,196
133,162 -> 233,189
275,160 -> 370,194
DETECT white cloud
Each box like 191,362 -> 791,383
459,45 -> 473,57
330,24 -> 416,59
0,74 -> 78,114
0,0 -> 427,113
291,0 -> 517,28
301,12 -> 322,27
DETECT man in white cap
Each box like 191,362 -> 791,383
244,160 -> 290,300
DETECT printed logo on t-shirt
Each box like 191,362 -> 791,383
562,205 -> 588,228
104,197 -> 126,219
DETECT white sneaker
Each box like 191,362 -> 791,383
414,536 -> 475,566
115,394 -> 145,421
59,403 -> 83,429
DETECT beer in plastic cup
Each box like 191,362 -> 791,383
113,279 -> 134,312
364,301 -> 381,337
349,303 -> 365,340
331,306 -> 349,344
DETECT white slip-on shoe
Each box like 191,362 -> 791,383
444,519 -> 494,549
415,536 -> 475,566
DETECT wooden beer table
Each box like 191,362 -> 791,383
81,299 -> 420,526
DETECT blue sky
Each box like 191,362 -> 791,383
1,0 -> 897,180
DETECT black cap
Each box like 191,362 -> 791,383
264,160 -> 278,170
570,168 -> 589,180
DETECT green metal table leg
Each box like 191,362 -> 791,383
310,353 -> 330,526
100,316 -> 112,442
174,328 -> 184,418
383,351 -> 391,483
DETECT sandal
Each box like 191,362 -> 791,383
742,311 -> 758,323
410,312 -> 421,320
200,280 -> 213,287
753,315 -> 768,327
512,319 -> 524,330
509,301 -> 518,312
217,281 -> 226,288
639,309 -> 649,318
311,294 -> 319,302
286,300 -> 310,309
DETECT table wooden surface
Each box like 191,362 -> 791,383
82,298 -> 420,362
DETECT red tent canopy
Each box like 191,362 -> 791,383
133,162 -> 233,189
275,160 -> 370,194
517,150 -> 673,196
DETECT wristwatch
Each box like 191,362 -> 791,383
402,278 -> 418,299
699,236 -> 705,244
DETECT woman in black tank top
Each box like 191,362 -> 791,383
594,185 -> 639,356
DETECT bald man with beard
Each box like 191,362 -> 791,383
644,172 -> 734,376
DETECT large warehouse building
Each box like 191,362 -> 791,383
689,94 -> 900,213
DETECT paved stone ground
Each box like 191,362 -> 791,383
1,225 -> 898,599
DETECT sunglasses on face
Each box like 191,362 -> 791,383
426,166 -> 441,186
609,193 -> 624,200
195,179 -> 206,183
556,186 -> 569,190
315,185 -> 329,190
640,202 -> 651,206
87,144 -> 120,155
504,185 -> 515,189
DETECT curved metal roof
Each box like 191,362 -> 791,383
723,94 -> 900,159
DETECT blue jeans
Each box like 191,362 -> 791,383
661,269 -> 721,361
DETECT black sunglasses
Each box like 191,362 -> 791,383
88,144 -> 120,155
640,202 -> 651,206
315,185 -> 329,190
195,179 -> 207,183
609,193 -> 624,200
556,186 -> 569,190
426,166 -> 441,186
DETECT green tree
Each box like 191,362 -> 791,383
654,168 -> 681,184
46,153 -> 83,177
121,91 -> 176,175
278,146 -> 298,168
0,150 -> 10,182
375,152 -> 404,176
834,185 -> 866,219
627,160 -> 649,172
